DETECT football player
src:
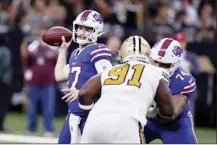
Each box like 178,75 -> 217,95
55,10 -> 113,143
77,36 -> 177,143
144,38 -> 198,144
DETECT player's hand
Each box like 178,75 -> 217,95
60,36 -> 72,50
61,87 -> 79,103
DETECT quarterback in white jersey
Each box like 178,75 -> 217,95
78,36 -> 177,143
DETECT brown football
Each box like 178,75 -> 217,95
42,26 -> 72,46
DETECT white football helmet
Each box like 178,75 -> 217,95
72,10 -> 104,45
119,36 -> 151,63
150,38 -> 184,77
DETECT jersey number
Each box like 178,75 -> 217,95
104,64 -> 145,88
70,66 -> 81,88
175,70 -> 189,81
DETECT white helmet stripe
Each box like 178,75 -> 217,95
139,37 -> 141,52
134,36 -> 140,55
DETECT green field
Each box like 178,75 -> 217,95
2,113 -> 216,143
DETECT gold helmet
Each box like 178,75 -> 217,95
119,35 -> 151,63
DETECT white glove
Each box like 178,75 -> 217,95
146,101 -> 157,118
146,107 -> 157,118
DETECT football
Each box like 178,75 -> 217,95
42,26 -> 72,46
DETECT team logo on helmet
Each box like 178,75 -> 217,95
93,13 -> 103,24
172,46 -> 183,57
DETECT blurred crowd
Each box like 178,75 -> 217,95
0,0 -> 216,135
1,0 -> 216,43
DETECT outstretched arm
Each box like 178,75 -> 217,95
78,74 -> 102,111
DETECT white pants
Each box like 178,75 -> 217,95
69,113 -> 81,143
80,111 -> 145,143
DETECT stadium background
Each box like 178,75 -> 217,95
0,0 -> 216,143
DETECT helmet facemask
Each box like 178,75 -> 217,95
72,24 -> 93,45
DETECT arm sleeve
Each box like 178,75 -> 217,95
94,59 -> 113,73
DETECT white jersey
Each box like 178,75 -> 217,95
92,61 -> 165,126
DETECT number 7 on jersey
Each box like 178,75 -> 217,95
70,66 -> 81,88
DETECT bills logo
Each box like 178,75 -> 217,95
172,46 -> 183,57
93,13 -> 103,24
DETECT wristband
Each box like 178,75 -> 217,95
79,103 -> 94,110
